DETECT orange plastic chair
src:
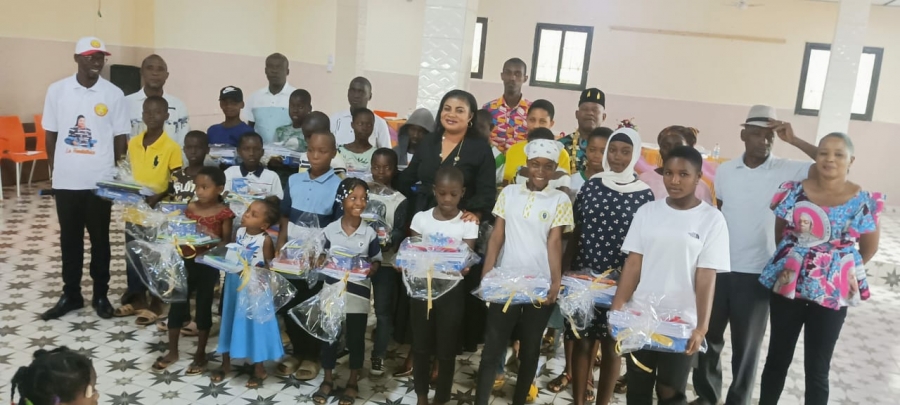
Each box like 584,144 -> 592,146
0,115 -> 49,199
373,110 -> 398,119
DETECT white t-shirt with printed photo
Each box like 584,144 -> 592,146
492,184 -> 574,280
410,208 -> 479,243
621,199 -> 731,327
42,75 -> 131,190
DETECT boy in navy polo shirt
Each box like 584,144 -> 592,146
207,86 -> 253,146
275,130 -> 343,380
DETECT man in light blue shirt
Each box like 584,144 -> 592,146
243,53 -> 296,144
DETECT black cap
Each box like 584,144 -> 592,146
579,88 -> 605,108
219,86 -> 243,102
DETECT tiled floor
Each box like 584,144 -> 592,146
1,182 -> 899,405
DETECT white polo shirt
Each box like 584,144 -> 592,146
715,154 -> 811,274
42,75 -> 130,190
621,199 -> 731,327
223,166 -> 284,199
492,184 -> 574,279
125,89 -> 190,145
330,109 -> 393,149
242,83 -> 296,144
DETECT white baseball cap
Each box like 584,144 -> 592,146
741,105 -> 777,128
75,36 -> 111,56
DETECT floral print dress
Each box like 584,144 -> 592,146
759,181 -> 884,310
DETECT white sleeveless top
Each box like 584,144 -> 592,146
236,227 -> 268,267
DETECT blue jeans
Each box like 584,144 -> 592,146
371,266 -> 397,359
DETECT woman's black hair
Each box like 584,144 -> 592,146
435,89 -> 480,139
435,166 -> 465,187
527,127 -> 556,141
197,166 -> 226,187
11,347 -> 94,405
588,127 -> 614,142
664,145 -> 703,172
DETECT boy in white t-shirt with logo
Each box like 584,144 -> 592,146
224,132 -> 284,203
612,146 -> 731,404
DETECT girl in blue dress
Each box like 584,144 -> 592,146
212,200 -> 284,388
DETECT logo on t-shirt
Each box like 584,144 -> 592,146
539,210 -> 551,222
153,155 -> 160,168
94,103 -> 108,117
688,232 -> 700,240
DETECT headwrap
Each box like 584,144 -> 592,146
525,139 -> 560,163
591,127 -> 650,193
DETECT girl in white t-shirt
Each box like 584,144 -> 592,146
612,146 -> 730,405
475,139 -> 575,405
406,166 -> 479,405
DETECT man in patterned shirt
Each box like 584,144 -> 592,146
483,58 -> 531,153
558,88 -> 607,173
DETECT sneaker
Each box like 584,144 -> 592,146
370,357 -> 385,376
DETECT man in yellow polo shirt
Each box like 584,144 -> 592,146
118,95 -> 182,321
502,99 -> 571,184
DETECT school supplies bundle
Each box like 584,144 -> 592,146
362,183 -> 395,245
236,267 -> 297,324
262,144 -> 304,168
471,266 -> 550,312
156,216 -> 221,248
315,246 -> 372,281
95,160 -> 154,204
196,244 -> 255,273
608,296 -> 706,354
209,144 -> 237,166
270,228 -> 325,280
288,278 -> 347,343
119,202 -> 170,242
396,235 -> 480,301
125,239 -> 189,303
157,201 -> 187,215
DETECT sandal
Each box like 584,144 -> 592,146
392,367 -> 413,378
340,384 -> 358,405
181,322 -> 199,337
526,383 -> 538,403
210,368 -> 229,383
313,381 -> 334,405
134,309 -> 159,326
293,360 -> 319,381
186,360 -> 207,376
152,356 -> 176,371
493,374 -> 506,390
586,380 -> 596,402
541,334 -> 555,353
614,375 -> 627,394
246,373 -> 267,389
547,373 -> 570,393
113,304 -> 136,317
276,357 -> 301,377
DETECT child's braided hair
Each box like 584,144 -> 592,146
10,347 -> 94,405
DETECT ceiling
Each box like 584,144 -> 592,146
810,0 -> 900,6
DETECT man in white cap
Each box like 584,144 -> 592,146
40,36 -> 130,321
125,54 -> 190,145
691,105 -> 817,405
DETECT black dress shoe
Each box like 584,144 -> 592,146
41,295 -> 85,321
93,297 -> 114,319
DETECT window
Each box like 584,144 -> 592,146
470,17 -> 488,79
795,42 -> 883,121
530,23 -> 593,90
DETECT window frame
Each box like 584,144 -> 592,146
470,17 -> 488,79
529,23 -> 594,91
794,42 -> 883,122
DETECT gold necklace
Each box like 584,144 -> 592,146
440,135 -> 465,166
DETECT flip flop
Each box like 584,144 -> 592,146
181,322 -> 199,337
134,309 -> 159,326
186,360 -> 207,376
293,360 -> 319,381
313,381 -> 333,405
152,356 -> 176,371
547,373 -> 570,393
113,304 -> 136,317
156,319 -> 169,332
339,384 -> 358,405
246,373 -> 268,389
276,357 -> 300,377
586,380 -> 596,402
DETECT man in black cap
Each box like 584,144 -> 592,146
207,86 -> 253,147
558,88 -> 607,173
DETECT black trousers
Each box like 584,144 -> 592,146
410,283 -> 465,402
55,189 -> 112,300
476,303 -> 554,405
759,294 -> 847,405
460,263 -> 487,349
626,350 -> 694,405
167,258 -> 218,330
693,272 -> 770,405
280,278 -> 324,361
321,313 -> 367,370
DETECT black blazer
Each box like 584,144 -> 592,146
398,131 -> 497,219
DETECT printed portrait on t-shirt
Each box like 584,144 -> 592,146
64,115 -> 97,149
792,202 -> 830,247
